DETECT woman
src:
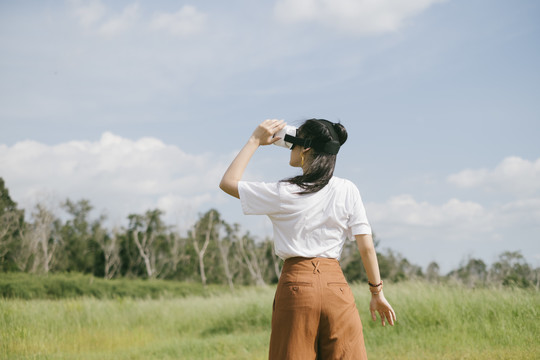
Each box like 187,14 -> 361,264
220,118 -> 396,359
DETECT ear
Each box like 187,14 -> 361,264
302,147 -> 311,154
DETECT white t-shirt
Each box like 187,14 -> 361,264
238,176 -> 371,260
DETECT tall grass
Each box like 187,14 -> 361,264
0,272 -> 229,299
1,280 -> 538,359
356,282 -> 539,359
1,286 -> 273,360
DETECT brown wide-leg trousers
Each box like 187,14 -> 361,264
269,257 -> 367,360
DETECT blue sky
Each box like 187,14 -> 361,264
1,0 -> 539,273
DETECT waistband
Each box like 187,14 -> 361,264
282,257 -> 341,274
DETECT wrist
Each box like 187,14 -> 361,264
247,136 -> 260,147
368,280 -> 383,295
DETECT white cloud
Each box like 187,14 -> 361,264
363,155 -> 540,271
70,0 -> 106,28
150,5 -> 207,36
69,1 -> 206,37
98,3 -> 140,36
367,194 -> 490,230
365,192 -> 540,272
0,132 -> 230,225
498,198 -> 540,226
69,0 -> 140,36
274,0 -> 446,35
368,155 -> 540,237
447,156 -> 540,197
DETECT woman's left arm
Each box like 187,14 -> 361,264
356,234 -> 397,326
219,119 -> 286,198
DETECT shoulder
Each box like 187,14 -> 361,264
328,176 -> 362,200
330,176 -> 358,190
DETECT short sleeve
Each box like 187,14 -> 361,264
347,185 -> 372,236
238,181 -> 281,215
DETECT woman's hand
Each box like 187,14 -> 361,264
220,119 -> 286,198
370,292 -> 397,326
250,119 -> 286,146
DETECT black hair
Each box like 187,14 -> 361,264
282,119 -> 348,194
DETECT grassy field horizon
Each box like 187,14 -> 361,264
1,278 -> 538,359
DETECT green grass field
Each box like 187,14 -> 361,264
1,280 -> 538,360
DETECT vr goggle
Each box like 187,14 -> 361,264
273,120 -> 341,155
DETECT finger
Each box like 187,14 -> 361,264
262,123 -> 279,135
379,311 -> 385,326
271,121 -> 286,132
276,121 -> 286,130
370,310 -> 376,322
386,311 -> 394,326
269,137 -> 281,144
387,306 -> 396,322
262,119 -> 280,129
267,118 -> 283,125
266,119 -> 285,133
271,120 -> 285,131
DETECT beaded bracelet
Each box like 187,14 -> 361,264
368,280 -> 383,288
368,280 -> 383,295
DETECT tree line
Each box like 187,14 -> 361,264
0,178 -> 538,289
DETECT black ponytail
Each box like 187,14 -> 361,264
282,119 -> 348,195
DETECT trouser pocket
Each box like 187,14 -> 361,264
275,281 -> 314,310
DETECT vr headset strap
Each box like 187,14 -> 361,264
283,134 -> 340,155
284,134 -> 312,149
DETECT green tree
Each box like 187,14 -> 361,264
448,258 -> 487,287
426,261 -> 440,282
190,209 -> 226,286
30,204 -> 62,274
0,178 -> 25,271
218,220 -> 236,290
128,209 -> 167,279
93,220 -> 121,279
58,199 -> 98,273
490,251 -> 533,288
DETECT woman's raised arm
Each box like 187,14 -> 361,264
219,119 -> 286,198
